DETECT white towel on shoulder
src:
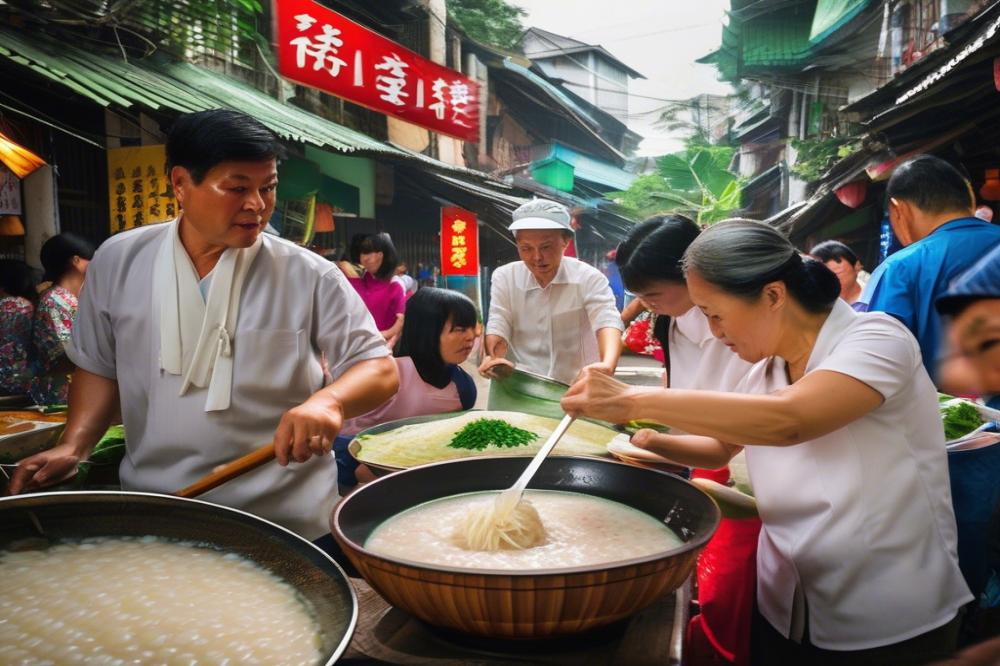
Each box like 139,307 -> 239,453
154,218 -> 262,411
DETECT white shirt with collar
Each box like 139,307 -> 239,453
68,223 -> 389,540
737,299 -> 971,650
486,257 -> 624,384
668,307 -> 752,392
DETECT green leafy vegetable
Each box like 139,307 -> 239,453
941,401 -> 984,440
448,418 -> 538,451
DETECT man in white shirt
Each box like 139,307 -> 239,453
9,109 -> 399,541
479,200 -> 624,385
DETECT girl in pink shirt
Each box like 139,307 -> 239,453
347,233 -> 406,343
334,287 -> 479,488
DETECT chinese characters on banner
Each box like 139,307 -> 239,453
106,145 -> 177,234
0,164 -> 21,215
275,0 -> 480,143
440,207 -> 479,276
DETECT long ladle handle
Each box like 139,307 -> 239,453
509,414 -> 575,496
175,443 -> 275,498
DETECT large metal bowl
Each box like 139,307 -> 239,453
333,456 -> 719,639
0,491 -> 357,664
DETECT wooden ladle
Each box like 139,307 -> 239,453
175,443 -> 276,498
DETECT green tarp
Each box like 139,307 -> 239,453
809,0 -> 871,45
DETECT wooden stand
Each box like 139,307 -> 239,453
342,576 -> 689,665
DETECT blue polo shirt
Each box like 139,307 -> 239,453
859,217 -> 1000,382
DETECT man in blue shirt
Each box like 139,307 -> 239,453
859,154 -> 1000,383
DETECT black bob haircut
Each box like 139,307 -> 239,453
886,155 -> 973,215
396,287 -> 478,388
40,233 -> 96,283
166,109 -> 287,184
0,259 -> 39,302
809,240 -> 859,266
358,232 -> 399,280
616,214 -> 700,293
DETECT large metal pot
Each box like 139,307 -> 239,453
333,456 -> 719,639
0,491 -> 357,664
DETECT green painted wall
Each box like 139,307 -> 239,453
304,146 -> 375,218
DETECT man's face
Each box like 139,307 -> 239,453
951,299 -> 1000,393
515,229 -> 569,285
171,159 -> 278,250
887,197 -> 917,246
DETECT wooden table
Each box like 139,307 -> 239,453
340,576 -> 689,665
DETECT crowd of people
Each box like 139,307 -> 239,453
2,108 -> 999,665
0,233 -> 95,407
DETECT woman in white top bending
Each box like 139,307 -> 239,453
616,214 -> 752,394
563,219 -> 971,664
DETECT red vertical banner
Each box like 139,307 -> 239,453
440,207 -> 479,276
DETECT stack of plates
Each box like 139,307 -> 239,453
607,434 -> 686,474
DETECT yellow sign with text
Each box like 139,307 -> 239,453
106,145 -> 177,234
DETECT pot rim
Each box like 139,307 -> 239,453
0,489 -> 359,666
332,455 -> 721,578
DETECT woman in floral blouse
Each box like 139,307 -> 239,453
0,260 -> 39,396
30,234 -> 94,405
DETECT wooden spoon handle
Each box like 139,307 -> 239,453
176,443 -> 276,498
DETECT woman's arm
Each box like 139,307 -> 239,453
562,367 -> 884,446
621,299 -> 645,325
631,428 -> 742,468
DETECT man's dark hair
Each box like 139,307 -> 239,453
396,287 -> 478,388
886,155 -> 973,214
166,109 -> 286,183
358,232 -> 400,280
809,240 -> 859,266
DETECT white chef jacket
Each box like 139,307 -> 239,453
486,257 -> 624,384
737,299 -> 971,650
668,307 -> 752,392
68,223 -> 390,539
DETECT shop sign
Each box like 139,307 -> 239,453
0,163 -> 21,215
440,207 -> 478,276
106,145 -> 177,234
274,0 -> 480,143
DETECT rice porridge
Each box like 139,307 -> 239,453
365,490 -> 683,570
0,536 -> 322,665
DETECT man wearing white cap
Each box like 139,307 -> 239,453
479,199 -> 624,384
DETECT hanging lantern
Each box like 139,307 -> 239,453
313,202 -> 335,232
980,169 -> 1000,201
834,180 -> 868,208
0,215 -> 25,236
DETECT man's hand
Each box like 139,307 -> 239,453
561,366 -> 637,424
579,361 -> 615,379
7,442 -> 84,495
272,394 -> 344,466
479,356 -> 515,379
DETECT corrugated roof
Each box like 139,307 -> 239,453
809,0 -> 872,45
0,26 -> 405,156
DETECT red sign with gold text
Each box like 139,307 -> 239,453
440,207 -> 479,276
274,0 -> 479,142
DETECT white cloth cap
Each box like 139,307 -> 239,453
508,199 -> 573,233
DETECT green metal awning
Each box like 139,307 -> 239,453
809,0 -> 872,45
742,9 -> 814,69
0,26 -> 404,156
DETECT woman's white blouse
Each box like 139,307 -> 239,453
738,299 -> 971,650
668,307 -> 752,392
